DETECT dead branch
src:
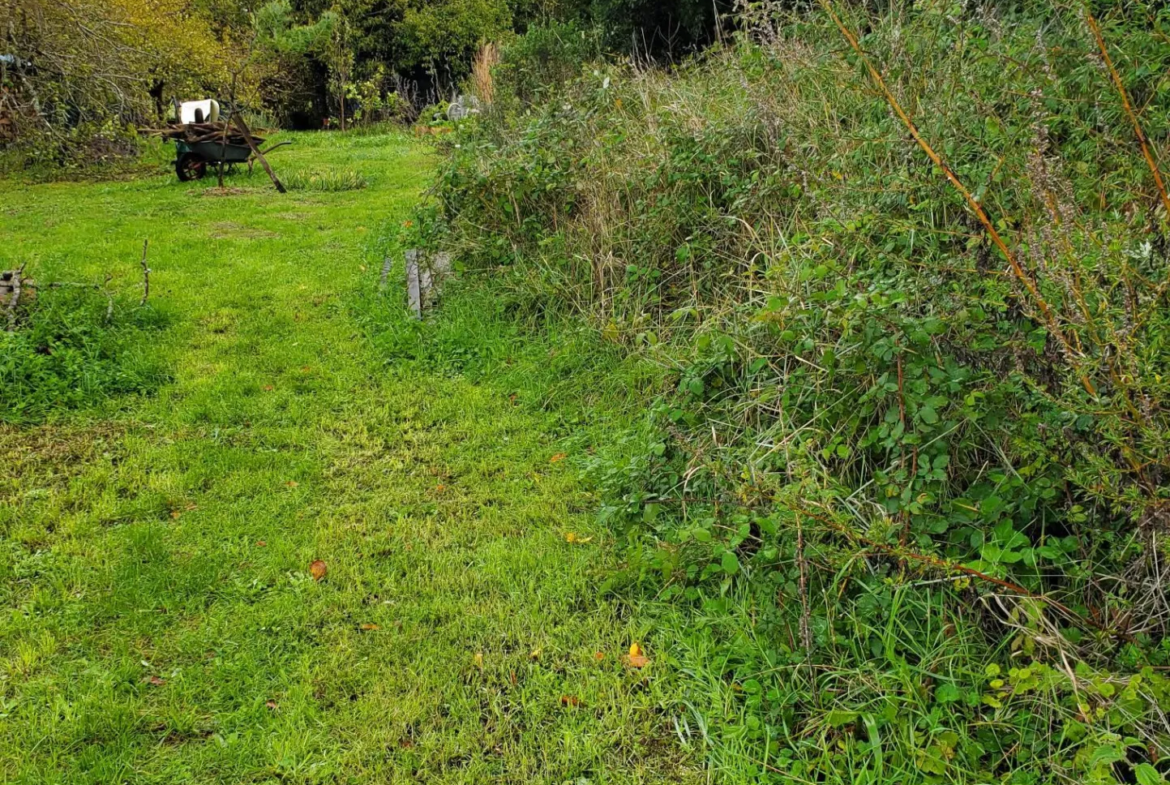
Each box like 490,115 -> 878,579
232,113 -> 285,193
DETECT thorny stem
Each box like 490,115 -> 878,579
791,503 -> 1130,641
817,0 -> 1097,397
1085,10 -> 1170,220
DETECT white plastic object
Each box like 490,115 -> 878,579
180,100 -> 220,124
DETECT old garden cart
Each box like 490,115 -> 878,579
173,137 -> 253,181
155,101 -> 290,182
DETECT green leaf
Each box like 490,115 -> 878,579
1135,763 -> 1165,785
919,405 -> 939,424
935,684 -> 961,703
825,709 -> 858,728
1088,744 -> 1125,769
720,551 -> 739,575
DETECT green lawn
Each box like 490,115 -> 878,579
0,133 -> 696,783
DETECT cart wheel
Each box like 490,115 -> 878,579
176,152 -> 207,182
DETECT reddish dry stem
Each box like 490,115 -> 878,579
818,0 -> 1096,397
1086,11 -> 1170,220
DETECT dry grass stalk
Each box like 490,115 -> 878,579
471,43 -> 500,106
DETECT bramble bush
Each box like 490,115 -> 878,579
421,1 -> 1170,781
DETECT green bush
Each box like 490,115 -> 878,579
495,22 -> 603,108
422,1 -> 1170,780
0,286 -> 169,423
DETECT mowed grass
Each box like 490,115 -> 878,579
0,133 -> 696,783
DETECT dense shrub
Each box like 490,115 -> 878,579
424,3 -> 1170,780
0,286 -> 169,422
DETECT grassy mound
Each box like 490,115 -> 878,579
412,3 -> 1170,781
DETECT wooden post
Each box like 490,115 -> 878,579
378,255 -> 394,292
232,112 -> 286,193
406,250 -> 422,318
5,264 -> 25,332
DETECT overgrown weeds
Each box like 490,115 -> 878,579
0,285 -> 168,423
418,2 -> 1170,781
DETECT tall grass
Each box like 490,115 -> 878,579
421,3 -> 1170,780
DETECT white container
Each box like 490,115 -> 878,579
180,100 -> 220,124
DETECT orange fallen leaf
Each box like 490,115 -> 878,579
301,366 -> 312,373
310,560 -> 327,581
435,484 -> 446,492
266,700 -> 278,710
143,675 -> 166,686
594,652 -> 606,661
286,480 -> 299,488
263,385 -> 274,392
360,623 -> 380,631
626,642 -> 649,669
565,532 -> 593,544
170,510 -> 182,520
560,695 -> 581,707
510,671 -> 517,685
549,453 -> 567,463
256,540 -> 267,547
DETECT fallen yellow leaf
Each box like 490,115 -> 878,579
560,695 -> 581,707
473,652 -> 484,670
360,623 -> 380,631
565,532 -> 593,544
530,648 -> 542,660
549,453 -> 567,463
626,642 -> 649,669
310,560 -> 327,581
